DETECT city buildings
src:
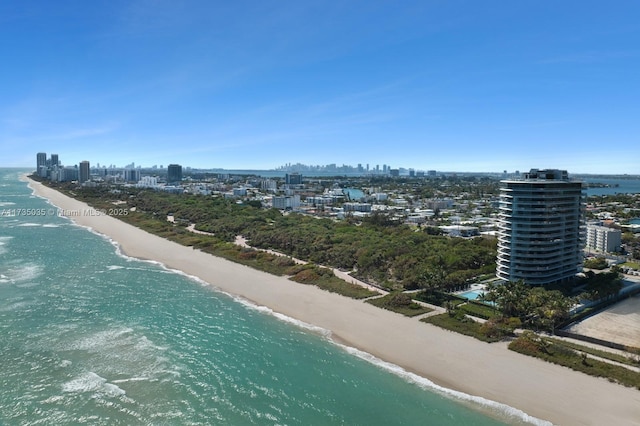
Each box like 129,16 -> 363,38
285,173 -> 302,185
496,169 -> 585,286
167,164 -> 183,183
272,195 -> 300,210
586,224 -> 622,253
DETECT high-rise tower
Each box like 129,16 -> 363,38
79,161 -> 90,184
36,152 -> 47,170
496,169 -> 585,286
167,164 -> 183,184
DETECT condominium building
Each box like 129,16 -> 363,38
167,164 -> 183,183
272,195 -> 300,210
123,168 -> 141,183
285,173 -> 302,185
78,161 -> 90,184
36,152 -> 47,176
586,224 -> 622,253
497,169 -> 585,286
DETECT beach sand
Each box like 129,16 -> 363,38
29,178 -> 640,426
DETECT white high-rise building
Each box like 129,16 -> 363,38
586,224 -> 622,253
497,169 -> 585,286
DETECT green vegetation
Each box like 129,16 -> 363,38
366,292 -> 433,317
583,257 -> 608,270
421,312 -> 515,343
622,261 -> 640,270
51,182 -> 496,295
578,270 -> 623,302
456,301 -> 500,320
413,290 -> 465,307
482,280 -> 574,332
509,332 -> 640,390
544,337 -> 640,368
288,264 -> 378,299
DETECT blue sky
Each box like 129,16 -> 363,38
1,1 -> 639,174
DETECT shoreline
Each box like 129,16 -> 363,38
27,177 -> 640,426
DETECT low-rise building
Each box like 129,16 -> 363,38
272,195 -> 300,210
586,224 -> 622,253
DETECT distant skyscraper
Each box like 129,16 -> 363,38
496,169 -> 585,286
167,164 -> 183,183
51,154 -> 59,166
285,173 -> 302,185
36,152 -> 47,170
124,169 -> 141,182
79,161 -> 90,184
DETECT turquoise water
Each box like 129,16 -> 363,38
459,289 -> 486,301
0,169 -> 538,425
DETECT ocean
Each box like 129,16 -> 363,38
0,169 -> 535,425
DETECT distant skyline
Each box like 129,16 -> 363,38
2,1 -> 639,174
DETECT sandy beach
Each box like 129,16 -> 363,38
29,178 -> 640,426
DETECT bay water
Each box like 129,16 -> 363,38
0,169 -> 534,425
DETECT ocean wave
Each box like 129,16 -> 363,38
106,265 -> 126,270
0,201 -> 16,206
233,297 -> 334,339
3,262 -> 44,283
62,372 -> 126,397
0,236 -> 11,255
336,344 -> 552,426
70,327 -> 135,352
0,300 -> 34,312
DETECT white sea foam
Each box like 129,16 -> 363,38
135,335 -> 168,352
42,224 -> 61,228
0,201 -> 16,206
0,300 -> 33,312
17,222 -> 41,227
111,376 -> 151,384
4,262 -> 44,283
62,372 -> 126,397
106,265 -> 125,270
70,327 -> 135,351
15,282 -> 40,288
197,285 -> 549,425
336,344 -> 553,426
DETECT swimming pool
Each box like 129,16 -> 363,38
458,289 -> 486,301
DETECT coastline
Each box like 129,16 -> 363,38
27,178 -> 640,426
